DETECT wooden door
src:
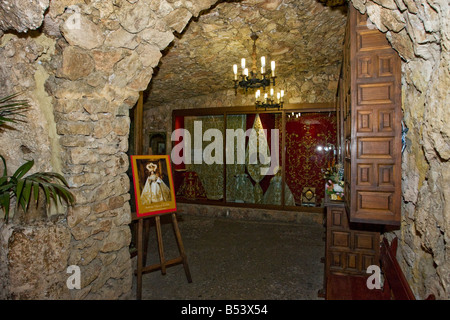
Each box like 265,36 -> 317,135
346,6 -> 402,226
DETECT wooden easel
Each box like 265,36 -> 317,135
135,212 -> 192,300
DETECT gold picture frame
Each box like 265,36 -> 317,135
130,155 -> 176,217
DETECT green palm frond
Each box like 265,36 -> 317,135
0,92 -> 29,127
0,158 -> 75,222
0,90 -> 75,222
0,155 -> 11,220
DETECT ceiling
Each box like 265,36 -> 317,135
144,0 -> 348,106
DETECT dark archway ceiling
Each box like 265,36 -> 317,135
145,0 -> 348,106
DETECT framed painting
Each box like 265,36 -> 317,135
130,155 -> 177,218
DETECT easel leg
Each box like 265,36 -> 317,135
143,219 -> 150,266
155,215 -> 167,275
136,218 -> 143,300
171,213 -> 192,283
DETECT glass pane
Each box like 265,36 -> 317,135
225,113 -> 287,206
225,114 -> 248,203
173,115 -> 224,202
284,112 -> 337,207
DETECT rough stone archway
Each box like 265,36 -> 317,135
0,0 -> 448,299
0,0 -> 218,300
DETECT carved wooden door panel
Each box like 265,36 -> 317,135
346,6 -> 402,226
326,204 -> 380,276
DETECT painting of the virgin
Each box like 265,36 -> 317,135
141,162 -> 171,205
131,155 -> 177,217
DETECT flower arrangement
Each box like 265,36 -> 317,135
323,159 -> 344,201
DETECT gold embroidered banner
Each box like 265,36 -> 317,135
279,112 -> 337,206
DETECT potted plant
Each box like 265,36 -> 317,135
0,92 -> 74,222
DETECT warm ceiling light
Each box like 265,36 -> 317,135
232,32 -> 284,110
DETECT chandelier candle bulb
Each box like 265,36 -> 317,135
232,33 -> 283,110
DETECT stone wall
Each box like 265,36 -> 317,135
0,0 -> 447,300
0,218 -> 72,299
351,0 -> 449,299
0,0 -> 217,300
144,0 -> 347,105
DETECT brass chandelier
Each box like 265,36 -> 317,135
233,32 -> 284,110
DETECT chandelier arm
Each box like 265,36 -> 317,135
233,32 -> 284,109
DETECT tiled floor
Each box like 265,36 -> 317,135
133,213 -> 325,300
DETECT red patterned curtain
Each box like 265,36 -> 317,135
280,112 -> 337,206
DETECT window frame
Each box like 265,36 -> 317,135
171,103 -> 335,213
